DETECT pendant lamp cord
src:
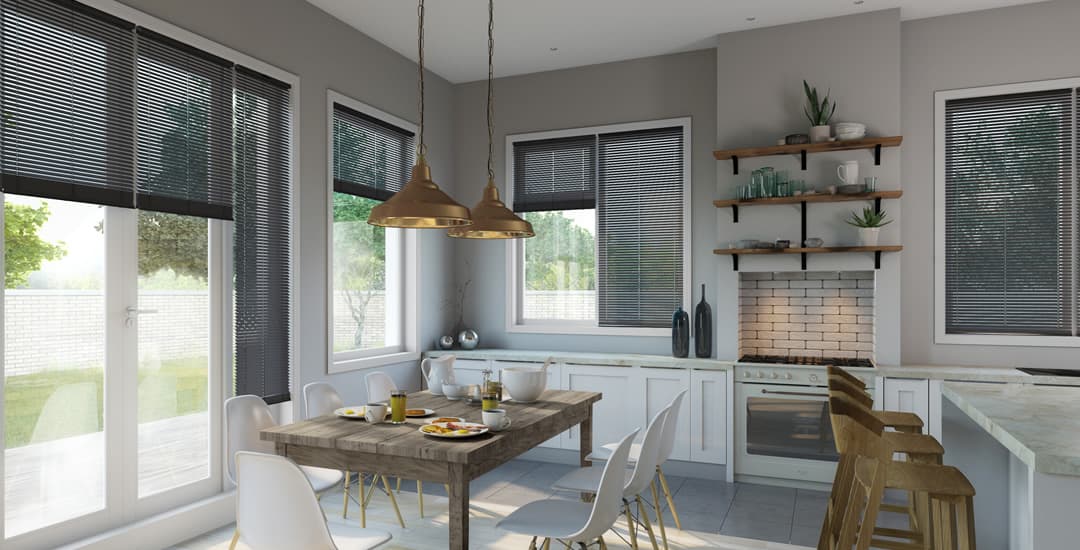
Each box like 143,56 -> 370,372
417,0 -> 427,160
486,0 -> 495,183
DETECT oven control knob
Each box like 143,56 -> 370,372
756,371 -> 765,378
743,371 -> 751,378
784,373 -> 793,380
809,374 -> 820,383
770,372 -> 779,379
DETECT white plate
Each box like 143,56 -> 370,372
419,422 -> 490,439
406,408 -> 436,418
425,416 -> 466,424
334,406 -> 371,420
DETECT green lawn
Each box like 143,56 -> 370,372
4,357 -> 209,448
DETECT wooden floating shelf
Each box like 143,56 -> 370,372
712,136 -> 903,174
713,190 -> 902,208
713,245 -> 902,271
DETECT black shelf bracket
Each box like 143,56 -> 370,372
800,149 -> 808,171
874,251 -> 882,269
873,144 -> 882,165
732,204 -> 739,223
732,254 -> 739,271
800,200 -> 808,270
731,155 -> 739,175
874,197 -> 882,214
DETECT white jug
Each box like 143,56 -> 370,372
837,161 -> 859,186
501,358 -> 552,404
421,355 -> 456,395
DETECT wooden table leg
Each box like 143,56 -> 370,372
449,463 -> 469,550
580,403 -> 594,501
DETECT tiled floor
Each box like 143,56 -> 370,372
174,459 -> 826,549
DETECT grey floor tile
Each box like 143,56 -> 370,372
724,497 -> 796,524
789,523 -> 822,547
719,515 -> 793,544
792,498 -> 826,528
875,508 -> 914,530
483,484 -> 554,507
733,482 -> 798,505
658,509 -> 725,533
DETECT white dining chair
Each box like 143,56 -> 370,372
364,371 -> 441,519
303,382 -> 405,528
587,390 -> 688,534
230,451 -> 391,550
554,405 -> 671,550
224,395 -> 344,499
498,428 -> 639,549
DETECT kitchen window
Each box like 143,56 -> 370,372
506,119 -> 691,335
327,92 -> 419,371
935,79 -> 1080,346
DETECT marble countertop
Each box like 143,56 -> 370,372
878,364 -> 1080,386
942,382 -> 1080,476
424,349 -> 734,370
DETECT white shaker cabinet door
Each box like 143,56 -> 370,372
639,367 -> 692,461
561,364 -> 637,451
881,377 -> 943,440
449,358 -> 490,387
689,369 -> 728,464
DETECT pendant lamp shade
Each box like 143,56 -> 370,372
368,156 -> 471,228
447,179 -> 534,238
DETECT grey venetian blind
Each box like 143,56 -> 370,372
512,135 -> 596,212
135,29 -> 234,220
944,88 -> 1076,336
0,0 -> 136,207
597,126 -> 685,328
233,67 -> 292,404
333,103 -> 414,201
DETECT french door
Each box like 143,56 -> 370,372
2,196 -> 229,548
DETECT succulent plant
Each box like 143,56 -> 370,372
845,207 -> 892,228
803,80 -> 837,126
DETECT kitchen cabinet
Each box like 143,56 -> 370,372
881,377 -> 942,440
689,368 -> 728,464
561,364 -> 637,452
639,367 -> 692,461
447,358 -> 489,387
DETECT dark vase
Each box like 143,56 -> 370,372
695,284 -> 713,358
672,306 -> 690,358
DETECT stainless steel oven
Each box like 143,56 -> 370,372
734,363 -> 875,485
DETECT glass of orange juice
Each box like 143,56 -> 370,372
390,390 -> 407,424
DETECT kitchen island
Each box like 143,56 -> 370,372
942,382 -> 1080,550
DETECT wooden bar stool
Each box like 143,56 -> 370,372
828,366 -> 925,434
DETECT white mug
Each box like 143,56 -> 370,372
837,161 -> 859,185
482,408 -> 512,432
364,403 -> 388,424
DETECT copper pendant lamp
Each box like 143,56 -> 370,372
448,0 -> 533,239
369,0 -> 471,229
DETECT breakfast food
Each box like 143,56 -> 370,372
406,409 -> 427,416
420,421 -> 487,436
432,416 -> 463,424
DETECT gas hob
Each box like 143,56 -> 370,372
735,355 -> 876,388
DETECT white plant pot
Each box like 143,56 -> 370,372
809,125 -> 831,143
857,227 -> 880,247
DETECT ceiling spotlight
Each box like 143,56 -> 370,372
745,16 -> 756,22
854,0 -> 865,4
549,47 -> 558,51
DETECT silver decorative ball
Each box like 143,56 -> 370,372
437,335 -> 455,350
458,329 -> 479,350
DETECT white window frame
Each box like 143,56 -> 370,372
326,90 -> 420,373
934,77 -> 1080,348
504,117 -> 692,337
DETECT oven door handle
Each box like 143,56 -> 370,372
760,389 -> 829,398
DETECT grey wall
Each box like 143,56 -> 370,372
714,10 -> 903,365
119,0 -> 458,401
451,49 -> 717,355
901,0 -> 1080,367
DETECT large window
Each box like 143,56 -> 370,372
508,119 -> 690,335
936,80 -> 1078,346
328,93 -> 417,369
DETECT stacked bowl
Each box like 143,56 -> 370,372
835,122 -> 866,141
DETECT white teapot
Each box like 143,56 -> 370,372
421,355 -> 456,395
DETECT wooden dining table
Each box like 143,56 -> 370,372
260,389 -> 602,549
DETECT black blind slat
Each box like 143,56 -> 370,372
512,135 -> 597,212
597,126 -> 684,329
1,0 -> 136,204
944,88 -> 1076,336
332,103 -> 414,201
136,28 -> 234,220
234,70 -> 292,404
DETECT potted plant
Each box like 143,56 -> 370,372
803,80 -> 837,143
845,207 -> 891,246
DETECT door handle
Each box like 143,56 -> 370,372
125,306 -> 158,327
760,389 -> 828,398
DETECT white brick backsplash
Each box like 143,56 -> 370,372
740,272 -> 874,360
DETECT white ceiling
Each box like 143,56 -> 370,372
307,0 -> 1043,83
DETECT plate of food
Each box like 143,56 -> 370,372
334,406 -> 386,420
406,408 -> 436,418
426,416 -> 465,424
419,421 -> 489,438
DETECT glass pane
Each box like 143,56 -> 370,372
137,211 -> 210,497
332,193 -> 398,353
4,196 -> 106,537
522,209 -> 596,321
745,397 -> 838,462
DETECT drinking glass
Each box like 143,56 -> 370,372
389,390 -> 407,424
864,176 -> 877,192
482,391 -> 500,411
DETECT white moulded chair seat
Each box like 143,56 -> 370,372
225,394 -> 344,495
586,389 -> 688,533
231,451 -> 391,550
497,428 -> 640,548
554,405 -> 671,550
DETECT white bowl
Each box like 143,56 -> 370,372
441,383 -> 468,399
835,122 -> 866,130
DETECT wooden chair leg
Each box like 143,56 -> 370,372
918,491 -> 932,550
228,530 -> 239,550
359,472 -> 367,528
624,501 -> 639,549
542,537 -> 551,550
956,496 -> 976,550
650,480 -> 668,550
656,466 -> 681,530
381,474 -> 406,528
528,536 -> 538,550
396,476 -> 402,493
598,535 -> 608,550
636,496 -> 659,550
342,471 -> 351,518
418,480 -> 425,518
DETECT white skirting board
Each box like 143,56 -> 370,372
58,492 -> 235,550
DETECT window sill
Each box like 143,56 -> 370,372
507,323 -> 669,337
936,333 -> 1080,348
328,351 -> 421,374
